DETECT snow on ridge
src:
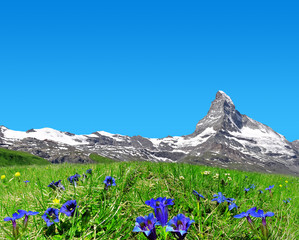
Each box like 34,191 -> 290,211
3,127 -> 89,146
218,90 -> 234,105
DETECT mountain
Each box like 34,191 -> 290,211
0,91 -> 298,175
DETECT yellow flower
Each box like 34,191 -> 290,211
15,172 -> 21,177
1,175 -> 5,180
53,198 -> 60,205
285,181 -> 288,183
279,184 -> 282,187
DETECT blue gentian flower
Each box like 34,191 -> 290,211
228,202 -> 238,211
17,210 -> 39,229
86,169 -> 92,174
166,214 -> 194,240
244,188 -> 250,192
4,212 -> 25,237
68,174 -> 81,186
24,180 -> 29,183
258,190 -> 264,194
145,197 -> 174,227
212,192 -> 230,204
103,176 -> 116,189
192,190 -> 205,200
234,207 -> 257,225
42,208 -> 59,227
251,209 -> 274,226
133,213 -> 157,240
60,200 -> 78,217
283,198 -> 291,204
48,180 -> 65,191
265,185 -> 274,191
250,184 -> 256,189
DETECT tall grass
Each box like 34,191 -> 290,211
0,161 -> 298,239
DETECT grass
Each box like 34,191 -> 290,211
0,160 -> 298,239
89,153 -> 118,164
0,148 -> 50,167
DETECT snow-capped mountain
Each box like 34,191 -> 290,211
1,91 -> 298,175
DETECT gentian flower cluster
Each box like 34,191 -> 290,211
134,197 -> 194,240
265,185 -> 274,197
4,210 -> 39,237
42,200 -> 79,227
68,173 -> 81,186
212,192 -> 238,211
48,180 -> 65,191
192,190 -> 205,200
283,198 -> 291,204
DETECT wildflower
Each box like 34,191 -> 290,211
234,207 -> 257,229
145,197 -> 174,227
283,198 -> 291,204
213,173 -> 219,179
15,172 -> 21,177
53,198 -> 60,205
103,176 -> 116,189
1,175 -> 5,180
42,208 -> 59,227
48,180 -> 65,191
17,210 -> 39,229
279,184 -> 282,187
250,184 -> 256,189
258,190 -> 264,194
224,173 -> 230,176
86,169 -> 92,174
4,212 -> 25,237
192,190 -> 205,200
244,188 -> 250,193
166,214 -> 194,240
68,174 -> 81,186
265,185 -> 274,197
227,177 -> 232,181
228,202 -> 238,211
133,213 -> 157,240
285,180 -> 288,183
179,176 -> 185,180
203,171 -> 211,175
212,192 -> 229,204
60,200 -> 79,217
251,209 -> 274,226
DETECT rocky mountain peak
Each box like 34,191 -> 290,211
194,91 -> 242,134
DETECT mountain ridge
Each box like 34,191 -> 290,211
1,91 -> 298,175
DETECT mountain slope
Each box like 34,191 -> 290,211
0,91 -> 298,175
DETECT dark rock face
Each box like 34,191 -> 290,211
0,91 -> 298,175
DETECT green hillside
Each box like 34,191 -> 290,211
0,148 -> 50,166
89,153 -> 118,164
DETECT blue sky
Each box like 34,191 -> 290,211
1,0 -> 298,141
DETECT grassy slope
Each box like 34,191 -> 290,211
0,148 -> 50,167
0,161 -> 298,239
89,153 -> 117,164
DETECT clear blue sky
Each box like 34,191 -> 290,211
1,0 -> 298,141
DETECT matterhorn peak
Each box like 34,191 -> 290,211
215,90 -> 234,106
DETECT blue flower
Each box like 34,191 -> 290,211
166,214 -> 194,240
60,200 -> 78,217
68,174 -> 81,186
250,209 -> 274,226
212,192 -> 232,204
24,180 -> 29,183
103,176 -> 116,189
192,190 -> 205,200
250,184 -> 256,189
244,188 -> 250,192
4,212 -> 25,237
86,169 -> 92,174
42,208 -> 59,227
258,190 -> 264,194
17,210 -> 39,229
48,180 -> 65,191
228,202 -> 238,211
234,207 -> 257,225
265,185 -> 274,191
133,213 -> 157,240
283,198 -> 291,204
145,197 -> 174,227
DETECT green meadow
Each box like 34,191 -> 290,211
0,154 -> 298,239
